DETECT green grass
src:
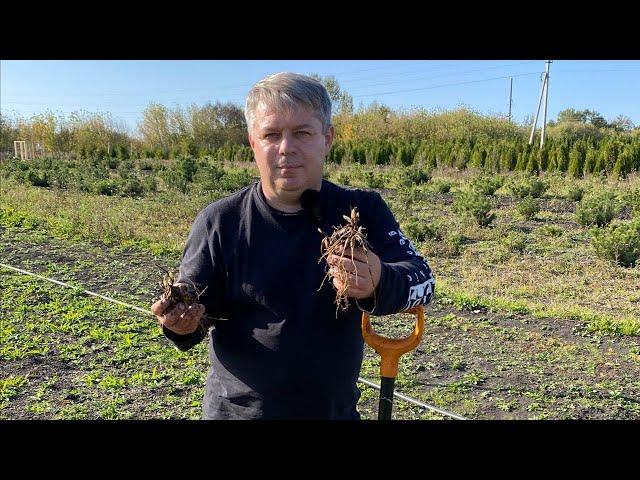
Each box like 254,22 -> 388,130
2,162 -> 640,419
0,269 -> 209,419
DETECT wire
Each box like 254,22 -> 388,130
0,261 -> 467,420
341,60 -> 541,89
357,377 -> 467,420
0,262 -> 151,314
352,71 -> 542,98
1,71 -> 545,112
1,62 -> 541,106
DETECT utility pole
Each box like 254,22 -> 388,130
540,60 -> 552,148
508,78 -> 513,123
529,60 -> 552,145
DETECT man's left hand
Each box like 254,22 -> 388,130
327,246 -> 382,300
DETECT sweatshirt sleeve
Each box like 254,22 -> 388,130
162,207 -> 227,351
356,191 -> 435,316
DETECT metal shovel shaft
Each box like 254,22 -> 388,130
378,377 -> 396,420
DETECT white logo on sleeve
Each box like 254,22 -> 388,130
404,268 -> 435,309
388,229 -> 418,256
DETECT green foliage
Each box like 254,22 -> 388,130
0,376 -> 27,408
432,180 -> 452,194
0,207 -> 42,228
453,190 -> 496,227
6,103 -> 640,180
392,167 -> 431,187
441,233 -> 465,257
115,144 -> 129,160
106,157 -> 120,169
192,163 -> 225,192
363,170 -> 386,189
576,190 -> 621,228
508,177 -> 548,198
469,176 -> 504,196
516,195 -> 540,220
566,185 -> 585,202
117,159 -> 133,179
93,179 -> 120,196
622,188 -> 640,218
141,176 -> 157,194
27,170 -> 50,187
501,231 -> 527,253
328,144 -> 344,164
334,171 -> 351,186
120,178 -> 144,198
216,168 -> 255,192
539,224 -> 563,237
175,156 -> 198,182
138,160 -> 154,171
395,185 -> 433,206
401,219 -> 442,243
159,169 -> 189,194
590,221 -> 640,267
568,144 -> 585,178
395,145 -> 414,166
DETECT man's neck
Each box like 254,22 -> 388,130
260,186 -> 303,213
261,182 -> 322,213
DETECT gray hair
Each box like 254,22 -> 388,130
245,72 -> 332,134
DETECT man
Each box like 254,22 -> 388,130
151,72 -> 435,420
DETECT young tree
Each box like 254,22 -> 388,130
139,103 -> 171,156
557,108 -> 585,123
610,115 -> 634,132
308,73 -> 354,115
568,144 -> 584,178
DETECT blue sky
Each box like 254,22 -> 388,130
2,60 -> 639,136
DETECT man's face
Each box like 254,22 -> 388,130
248,102 -> 334,200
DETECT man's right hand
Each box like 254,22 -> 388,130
151,297 -> 206,336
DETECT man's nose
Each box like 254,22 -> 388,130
278,131 -> 296,155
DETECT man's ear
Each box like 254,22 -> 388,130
324,125 -> 335,155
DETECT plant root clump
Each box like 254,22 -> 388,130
158,268 -> 200,305
318,207 -> 376,315
156,266 -> 211,333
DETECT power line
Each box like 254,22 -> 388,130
1,62 -> 424,100
1,69 -> 545,111
0,61 -> 475,101
3,64 -> 638,110
2,61 -> 541,103
351,71 -> 542,98
341,61 -> 540,89
552,69 -> 640,73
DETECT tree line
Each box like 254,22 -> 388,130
2,86 -> 639,177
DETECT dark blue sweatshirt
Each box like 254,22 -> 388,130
162,179 -> 435,419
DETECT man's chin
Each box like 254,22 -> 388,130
275,178 -> 307,193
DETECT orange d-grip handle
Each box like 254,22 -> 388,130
361,305 -> 425,379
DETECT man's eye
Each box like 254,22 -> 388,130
296,131 -> 311,136
264,133 -> 279,139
